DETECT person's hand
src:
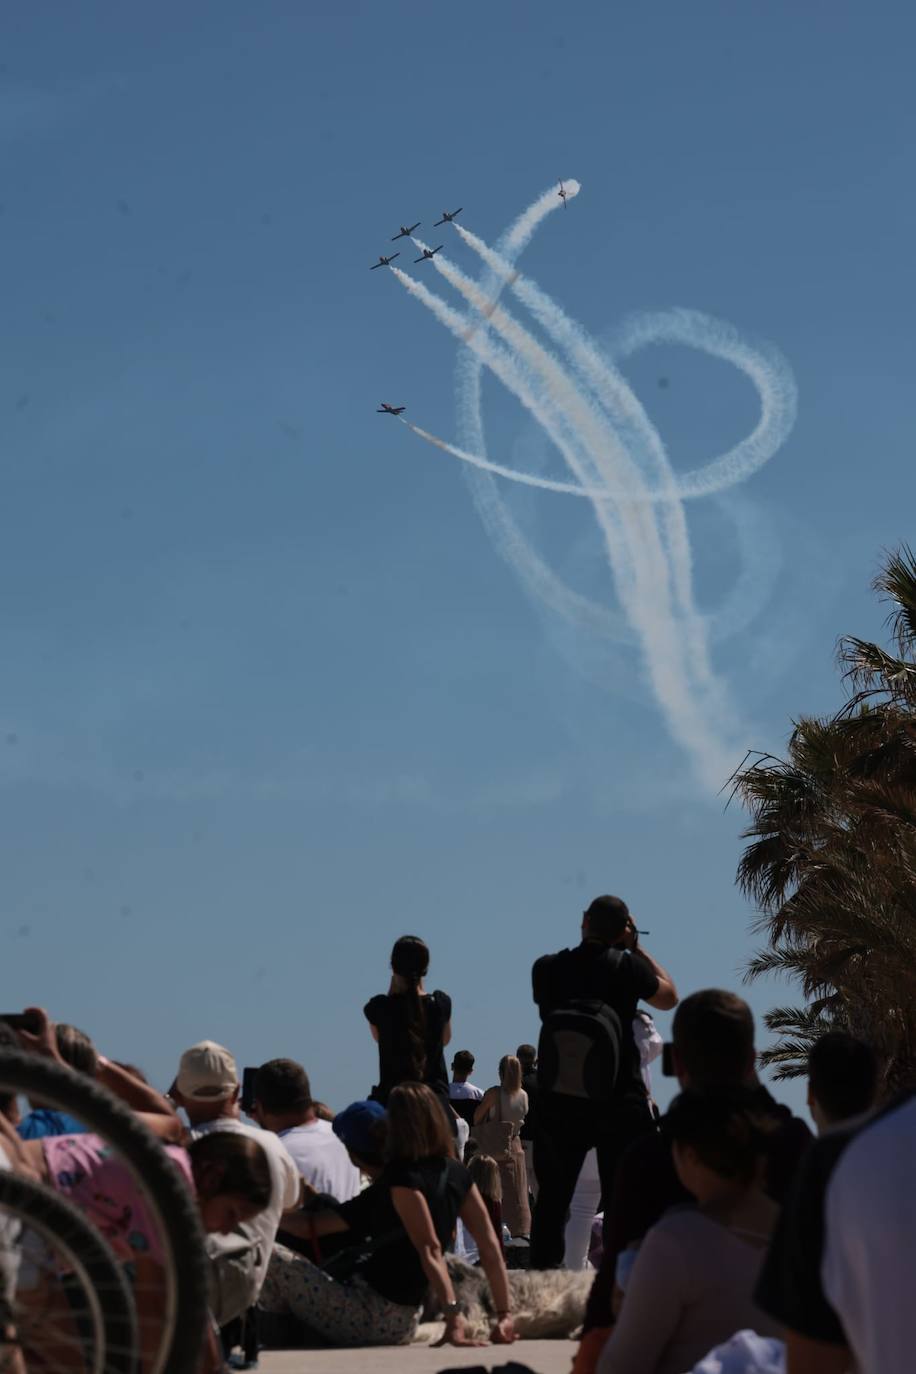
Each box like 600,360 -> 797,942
16,1008 -> 62,1064
433,1313 -> 485,1348
490,1314 -> 518,1344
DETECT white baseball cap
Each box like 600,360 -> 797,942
175,1041 -> 239,1101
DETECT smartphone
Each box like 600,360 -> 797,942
0,1012 -> 40,1033
661,1042 -> 675,1077
241,1066 -> 259,1116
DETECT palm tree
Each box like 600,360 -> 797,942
732,547 -> 916,1092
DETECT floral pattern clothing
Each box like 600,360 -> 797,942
259,1243 -> 420,1347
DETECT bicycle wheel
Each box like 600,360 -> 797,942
0,1051 -> 209,1374
0,1169 -> 137,1373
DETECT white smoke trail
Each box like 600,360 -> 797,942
385,180 -> 795,789
398,417 -> 606,498
449,220 -> 709,685
396,254 -> 740,785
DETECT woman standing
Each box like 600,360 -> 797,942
473,1056 -> 531,1239
364,936 -> 452,1115
261,1083 -> 517,1349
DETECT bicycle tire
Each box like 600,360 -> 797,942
0,1051 -> 209,1374
0,1169 -> 137,1373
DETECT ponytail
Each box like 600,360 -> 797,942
391,935 -> 430,1083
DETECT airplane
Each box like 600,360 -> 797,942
391,222 -> 421,241
377,403 -> 406,415
413,245 -> 444,264
433,207 -> 463,226
558,181 -> 568,208
370,253 -> 400,270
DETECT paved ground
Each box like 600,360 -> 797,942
260,1340 -> 573,1372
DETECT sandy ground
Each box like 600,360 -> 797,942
259,1340 -> 574,1372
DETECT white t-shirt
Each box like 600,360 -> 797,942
822,1095 -> 916,1374
449,1081 -> 484,1101
191,1118 -> 300,1295
276,1121 -> 360,1203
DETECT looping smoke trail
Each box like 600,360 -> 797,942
386,181 -> 796,790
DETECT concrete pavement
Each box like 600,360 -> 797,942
260,1340 -> 574,1372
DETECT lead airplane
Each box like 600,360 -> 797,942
414,245 -> 443,264
377,403 -> 406,415
434,207 -> 463,226
370,253 -> 400,270
391,222 -> 421,241
558,181 -> 568,208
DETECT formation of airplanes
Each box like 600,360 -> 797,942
369,204 -> 463,271
375,188 -> 571,416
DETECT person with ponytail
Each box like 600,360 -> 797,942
364,936 -> 452,1113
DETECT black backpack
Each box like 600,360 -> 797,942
537,997 -> 622,1102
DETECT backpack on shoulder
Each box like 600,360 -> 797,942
537,998 -> 622,1102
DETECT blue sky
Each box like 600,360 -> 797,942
2,3 -> 914,1115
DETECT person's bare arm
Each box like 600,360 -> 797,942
0,1116 -> 41,1180
18,1008 -> 180,1127
459,1184 -> 517,1344
96,1058 -> 178,1123
390,1185 -> 483,1347
473,1088 -> 496,1126
635,948 -> 678,1011
442,1020 -> 452,1048
785,1330 -> 851,1374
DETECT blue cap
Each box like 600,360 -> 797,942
332,1100 -> 387,1159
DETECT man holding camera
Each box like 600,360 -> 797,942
529,894 -> 678,1269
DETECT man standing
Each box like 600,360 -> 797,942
448,1050 -> 484,1127
530,894 -> 677,1269
251,1059 -> 360,1202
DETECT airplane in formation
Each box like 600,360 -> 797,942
370,253 -> 400,270
377,403 -> 406,415
414,246 -> 443,264
433,207 -> 463,226
391,222 -> 421,241
558,181 -> 569,208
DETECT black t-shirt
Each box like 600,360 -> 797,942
532,942 -> 659,1101
582,1085 -> 813,1333
364,989 -> 452,1104
336,1156 -> 472,1307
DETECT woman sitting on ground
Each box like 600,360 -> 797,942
262,1082 -> 517,1348
596,1089 -> 783,1374
473,1055 -> 530,1238
364,935 -> 452,1116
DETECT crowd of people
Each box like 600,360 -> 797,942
0,891 -> 906,1374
